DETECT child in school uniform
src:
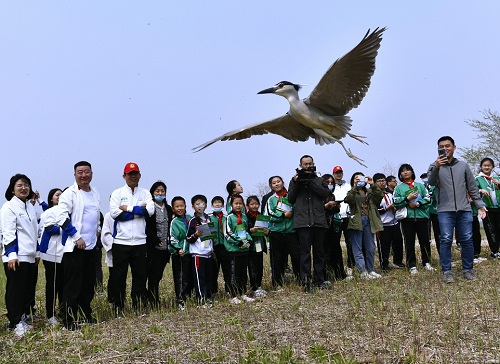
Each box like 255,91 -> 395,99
224,194 -> 254,304
209,196 -> 230,296
186,195 -> 214,307
246,195 -> 269,298
225,180 -> 244,214
168,196 -> 193,310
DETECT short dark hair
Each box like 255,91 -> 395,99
300,155 -> 314,164
74,161 -> 92,171
171,196 -> 186,206
191,194 -> 207,206
398,164 -> 416,182
322,174 -> 334,182
420,173 -> 428,179
211,196 -> 225,205
150,181 -> 167,196
230,194 -> 244,206
373,173 -> 386,182
437,136 -> 455,146
386,175 -> 396,183
47,188 -> 63,208
480,157 -> 495,168
268,175 -> 283,187
5,174 -> 33,201
350,172 -> 364,187
246,195 -> 260,206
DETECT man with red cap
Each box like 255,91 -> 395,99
331,165 -> 355,277
110,163 -> 154,315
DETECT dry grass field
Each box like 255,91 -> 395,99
1,246 -> 500,363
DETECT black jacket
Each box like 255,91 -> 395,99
288,175 -> 330,229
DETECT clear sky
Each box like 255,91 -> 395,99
1,1 -> 499,209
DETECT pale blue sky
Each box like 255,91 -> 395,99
1,1 -> 499,209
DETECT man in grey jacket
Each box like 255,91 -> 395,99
427,136 -> 486,283
288,155 -> 330,291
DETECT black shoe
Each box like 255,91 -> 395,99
394,262 -> 406,268
317,281 -> 332,290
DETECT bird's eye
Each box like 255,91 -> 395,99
278,83 -> 283,88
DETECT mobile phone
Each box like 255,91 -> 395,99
438,148 -> 446,158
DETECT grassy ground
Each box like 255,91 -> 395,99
1,245 -> 500,363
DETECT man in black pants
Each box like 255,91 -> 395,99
288,155 -> 330,291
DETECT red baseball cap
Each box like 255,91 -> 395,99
124,162 -> 140,174
333,166 -> 343,173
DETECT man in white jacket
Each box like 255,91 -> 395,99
57,161 -> 100,330
110,162 -> 154,314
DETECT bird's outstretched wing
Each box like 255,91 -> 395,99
304,27 -> 386,116
192,114 -> 314,152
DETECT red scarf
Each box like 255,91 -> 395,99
276,188 -> 287,203
404,180 -> 414,189
234,211 -> 243,225
214,211 -> 224,230
247,210 -> 258,218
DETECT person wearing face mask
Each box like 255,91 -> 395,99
145,181 -> 173,308
344,172 -> 384,279
322,174 -> 347,280
209,196 -> 230,296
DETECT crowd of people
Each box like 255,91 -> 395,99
1,135 -> 496,338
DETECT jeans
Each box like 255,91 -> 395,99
438,211 -> 473,272
350,216 -> 375,273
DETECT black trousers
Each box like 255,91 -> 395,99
483,210 -> 500,254
269,232 -> 300,287
296,227 -> 326,286
223,252 -> 248,297
171,254 -> 193,304
248,250 -> 264,291
324,224 -> 346,280
429,213 -> 441,255
4,262 -> 37,328
62,248 -> 96,324
192,255 -> 213,302
112,243 -> 147,310
401,219 -> 431,269
43,260 -> 64,318
378,223 -> 404,268
212,244 -> 231,294
146,246 -> 170,306
333,217 -> 354,268
472,216 -> 482,257
94,247 -> 103,288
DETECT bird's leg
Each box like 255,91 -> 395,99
347,132 -> 368,145
338,141 -> 367,168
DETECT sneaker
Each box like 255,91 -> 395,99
346,267 -> 353,276
344,275 -> 354,281
229,297 -> 242,305
47,316 -> 59,326
478,257 -> 487,262
360,272 -> 375,280
177,303 -> 186,311
393,262 -> 406,268
490,252 -> 500,259
463,270 -> 477,281
442,270 -> 454,284
318,281 -> 332,290
242,295 -> 255,303
424,263 -> 436,271
409,267 -> 418,275
253,288 -> 267,298
21,313 -> 39,325
13,322 -> 27,338
369,271 -> 382,278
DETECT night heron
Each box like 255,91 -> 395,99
192,27 -> 386,167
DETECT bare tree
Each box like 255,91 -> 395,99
246,181 -> 270,201
460,109 -> 500,172
381,161 -> 398,177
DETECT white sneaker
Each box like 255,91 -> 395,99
409,267 -> 418,275
242,295 -> 255,303
424,263 -> 436,271
253,288 -> 267,298
13,322 -> 26,338
369,271 -> 382,278
229,297 -> 242,305
344,275 -> 354,281
360,272 -> 375,280
346,267 -> 353,276
21,321 -> 33,331
47,316 -> 59,326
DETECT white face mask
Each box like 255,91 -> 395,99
328,185 -> 334,191
212,207 -> 223,213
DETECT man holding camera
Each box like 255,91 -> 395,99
427,136 -> 486,283
288,155 -> 330,291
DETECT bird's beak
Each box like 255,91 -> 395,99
257,86 -> 277,95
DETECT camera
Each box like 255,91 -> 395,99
296,166 -> 316,184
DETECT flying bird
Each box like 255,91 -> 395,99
192,27 -> 386,166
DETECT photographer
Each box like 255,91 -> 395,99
288,155 -> 330,291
